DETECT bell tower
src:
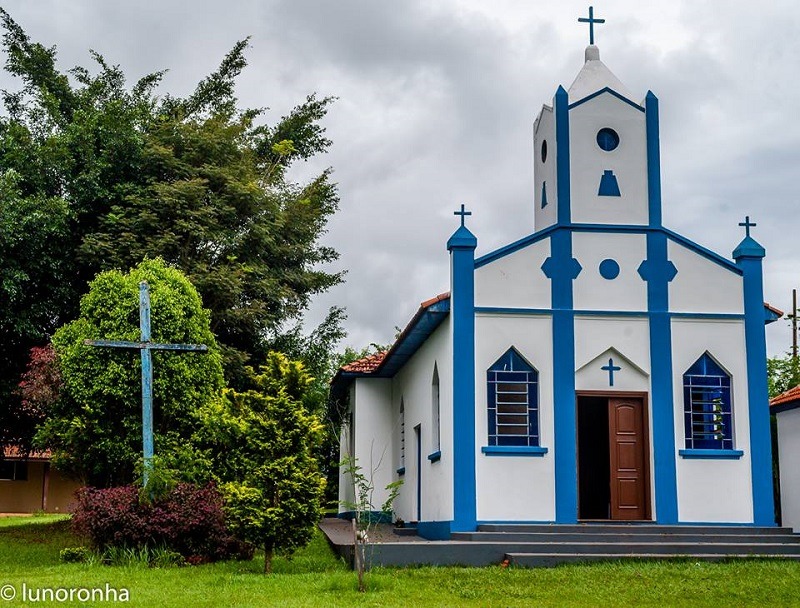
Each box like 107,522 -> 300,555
533,7 -> 662,231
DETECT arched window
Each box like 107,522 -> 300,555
683,353 -> 733,450
398,399 -> 405,472
431,363 -> 440,453
487,348 -> 539,447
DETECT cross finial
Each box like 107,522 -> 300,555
578,6 -> 606,46
739,216 -> 756,238
454,203 -> 472,227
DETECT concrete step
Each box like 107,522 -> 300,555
452,531 -> 800,544
505,552 -> 800,568
478,523 -> 795,536
483,541 -> 800,556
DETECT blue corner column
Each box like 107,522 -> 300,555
733,234 -> 775,526
641,89 -> 679,523
546,84 -> 580,523
448,223 -> 477,533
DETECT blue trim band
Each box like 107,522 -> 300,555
475,225 -> 741,274
337,511 -> 392,523
735,250 -> 775,525
475,307 -> 744,321
555,86 -> 571,226
416,521 -> 451,540
449,229 -> 477,533
427,450 -> 442,462
568,87 -> 646,112
679,449 -> 744,460
550,229 -> 578,523
644,230 -> 679,523
645,91 -> 662,227
481,446 -> 548,456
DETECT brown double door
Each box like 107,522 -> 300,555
577,394 -> 650,521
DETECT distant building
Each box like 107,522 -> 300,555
0,448 -> 81,513
333,33 -> 780,539
772,386 -> 800,531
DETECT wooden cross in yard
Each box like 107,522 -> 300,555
85,281 -> 208,486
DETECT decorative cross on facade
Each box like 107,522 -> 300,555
85,281 -> 208,487
601,357 -> 621,387
739,215 -> 757,238
454,203 -> 472,227
578,6 -> 606,45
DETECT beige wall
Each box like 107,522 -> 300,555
0,462 -> 82,513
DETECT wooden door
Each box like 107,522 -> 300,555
608,398 -> 646,520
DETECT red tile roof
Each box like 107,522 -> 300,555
337,292 -> 450,377
770,385 -> 800,408
341,351 -> 388,373
2,446 -> 52,460
765,302 -> 784,318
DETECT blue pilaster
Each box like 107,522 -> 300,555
542,229 -> 581,522
734,235 -> 775,526
448,224 -> 477,532
555,86 -> 571,226
639,232 -> 679,523
645,91 -> 662,227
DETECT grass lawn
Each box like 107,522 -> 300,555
0,515 -> 799,607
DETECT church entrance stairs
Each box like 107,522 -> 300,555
319,519 -> 800,568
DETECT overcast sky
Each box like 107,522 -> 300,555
3,1 -> 799,356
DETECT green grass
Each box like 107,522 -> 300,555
1,517 -> 800,607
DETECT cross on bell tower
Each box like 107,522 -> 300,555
578,6 -> 606,45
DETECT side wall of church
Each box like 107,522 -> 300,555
474,313 -> 555,521
671,319 -> 754,522
391,318 -> 453,523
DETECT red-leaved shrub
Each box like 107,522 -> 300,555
72,483 -> 253,563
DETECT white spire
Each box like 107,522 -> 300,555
567,45 -> 635,103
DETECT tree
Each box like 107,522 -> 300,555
0,9 -> 342,448
767,353 -> 800,398
36,258 -> 224,486
200,353 -> 325,573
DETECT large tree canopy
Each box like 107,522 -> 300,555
0,9 -> 342,448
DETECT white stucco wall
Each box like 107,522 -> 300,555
568,93 -> 649,226
574,316 -> 651,392
474,313 -> 555,521
474,239 -> 550,310
671,319 -> 753,523
572,232 -> 648,312
668,240 -> 744,314
390,318 -> 453,523
776,407 -> 800,532
533,104 -> 557,231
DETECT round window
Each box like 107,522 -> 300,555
541,140 -> 548,163
596,128 -> 620,152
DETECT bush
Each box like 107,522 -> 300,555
72,483 -> 252,563
60,547 -> 90,563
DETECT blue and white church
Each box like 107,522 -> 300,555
332,17 -> 779,539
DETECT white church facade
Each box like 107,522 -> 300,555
332,37 -> 778,540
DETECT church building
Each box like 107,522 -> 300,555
332,14 -> 778,539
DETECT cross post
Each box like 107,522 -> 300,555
578,6 -> 606,46
601,357 -> 622,387
85,281 -> 208,487
739,215 -> 756,238
454,203 -> 472,227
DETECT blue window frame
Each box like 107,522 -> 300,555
487,348 -> 539,447
683,353 -> 733,450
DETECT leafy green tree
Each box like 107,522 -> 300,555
201,353 -> 325,573
36,258 -> 224,486
767,353 -> 800,398
0,9 -> 342,447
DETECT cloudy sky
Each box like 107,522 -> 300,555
3,1 -> 799,356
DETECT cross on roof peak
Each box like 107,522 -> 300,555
739,215 -> 756,238
578,6 -> 606,46
454,203 -> 472,228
